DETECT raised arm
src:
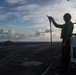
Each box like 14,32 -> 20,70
48,16 -> 63,28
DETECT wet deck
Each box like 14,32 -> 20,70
44,55 -> 76,75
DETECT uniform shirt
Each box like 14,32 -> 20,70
53,21 -> 74,43
61,22 -> 74,42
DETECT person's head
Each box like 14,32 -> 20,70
63,13 -> 71,22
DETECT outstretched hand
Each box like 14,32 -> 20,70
47,16 -> 54,21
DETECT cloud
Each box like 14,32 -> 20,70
1,0 -> 76,41
5,0 -> 26,4
34,29 -> 44,37
45,29 -> 50,33
0,28 -> 5,34
34,28 -> 61,38
0,15 -> 6,20
2,0 -> 76,23
10,3 -> 46,23
14,4 -> 39,11
0,27 -> 61,42
0,12 -> 13,20
4,29 -> 15,34
0,28 -> 46,41
2,0 -> 75,23
0,6 -> 4,10
0,28 -> 27,41
13,4 -> 41,22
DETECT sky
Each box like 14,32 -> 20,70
0,0 -> 76,42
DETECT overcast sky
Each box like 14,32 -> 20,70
0,0 -> 76,42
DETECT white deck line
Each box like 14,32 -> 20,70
41,53 -> 61,75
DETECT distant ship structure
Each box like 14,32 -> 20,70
4,40 -> 13,43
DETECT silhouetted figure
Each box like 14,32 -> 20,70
48,13 -> 74,73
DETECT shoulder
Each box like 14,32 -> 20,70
68,22 -> 74,27
69,21 -> 74,29
69,21 -> 73,25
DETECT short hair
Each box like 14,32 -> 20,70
63,13 -> 71,21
